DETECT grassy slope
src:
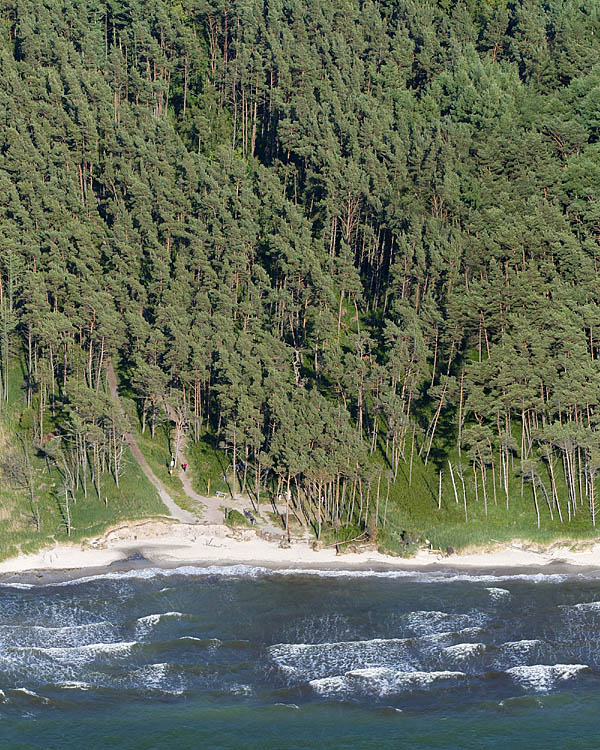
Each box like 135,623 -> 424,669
0,360 -> 167,561
132,415 -> 204,520
125,386 -> 600,553
325,306 -> 600,553
375,438 -> 599,553
111,368 -> 204,519
2,353 -> 598,561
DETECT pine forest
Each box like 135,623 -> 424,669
1,0 -> 600,554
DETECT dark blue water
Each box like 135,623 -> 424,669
1,564 -> 600,749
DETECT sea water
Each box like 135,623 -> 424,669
1,565 -> 600,749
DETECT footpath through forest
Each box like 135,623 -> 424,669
161,400 -> 286,534
106,360 -> 197,524
106,360 -> 284,534
161,399 -> 232,524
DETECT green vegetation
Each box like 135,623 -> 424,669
133,421 -> 203,520
187,435 -> 231,498
224,509 -> 253,528
1,0 -> 600,554
0,363 -> 165,561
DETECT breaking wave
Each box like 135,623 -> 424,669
6,564 -> 597,590
506,664 -> 590,692
310,668 -> 467,696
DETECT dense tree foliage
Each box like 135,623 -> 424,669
2,0 -> 600,535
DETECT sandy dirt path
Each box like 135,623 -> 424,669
162,399 -> 286,533
106,360 -> 197,524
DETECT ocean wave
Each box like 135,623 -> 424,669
55,681 -> 92,691
13,563 -> 592,589
0,621 -> 116,649
571,601 -> 600,611
229,683 -> 253,695
0,582 -> 34,589
0,621 -> 112,632
486,587 -> 511,601
134,611 -> 189,637
401,610 -> 487,636
126,662 -> 185,694
269,628 -> 484,681
441,643 -> 486,660
310,668 -> 467,696
137,611 -> 186,625
506,664 -> 589,692
9,687 -> 51,704
269,637 -> 417,680
271,568 -> 577,584
490,640 -> 550,670
49,565 -> 271,587
11,640 -> 138,666
178,636 -> 223,649
500,639 -> 544,651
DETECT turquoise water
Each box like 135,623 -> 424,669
1,565 -> 600,749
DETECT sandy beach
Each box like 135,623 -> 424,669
0,520 -> 599,583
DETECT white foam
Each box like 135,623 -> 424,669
178,636 -> 222,648
494,639 -> 546,669
272,569 -> 573,584
416,627 -> 485,651
135,611 -> 186,637
459,627 -> 485,636
0,621 -> 111,632
415,631 -> 463,650
124,662 -> 182,695
230,683 -> 253,695
143,611 -> 184,620
269,637 -> 416,679
10,687 -> 50,704
56,681 -> 91,690
506,664 -> 588,692
442,643 -> 485,660
20,640 -> 137,665
0,621 -> 116,649
402,610 -> 484,636
134,662 -> 168,685
0,582 -> 34,589
51,564 -> 270,587
270,637 -> 406,656
26,564 -> 589,588
310,668 -> 466,696
572,601 -> 600,611
486,587 -> 510,601
500,639 -> 543,654
403,610 -> 448,631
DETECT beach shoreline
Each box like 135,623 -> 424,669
0,520 -> 599,585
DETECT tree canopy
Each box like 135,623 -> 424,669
2,0 -> 600,537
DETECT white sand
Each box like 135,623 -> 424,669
0,521 -> 599,578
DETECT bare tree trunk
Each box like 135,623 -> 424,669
532,474 -> 540,529
409,427 -> 415,486
448,460 -> 459,504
